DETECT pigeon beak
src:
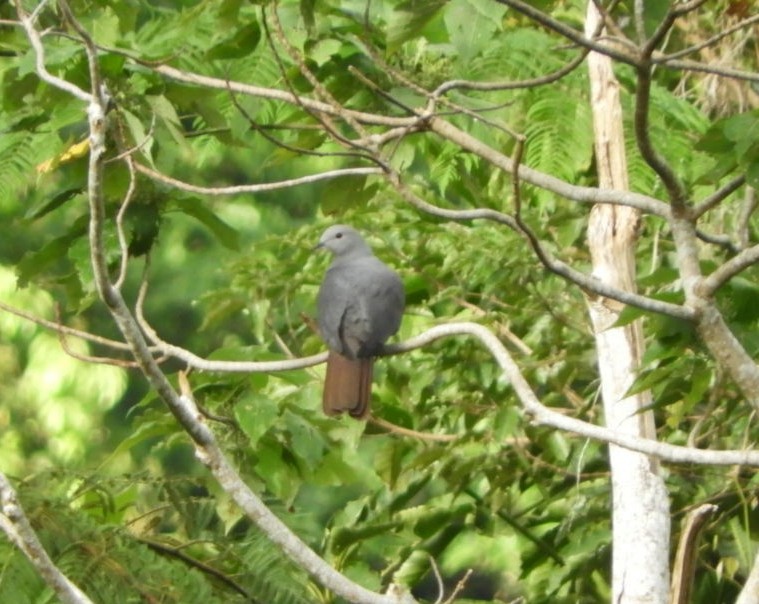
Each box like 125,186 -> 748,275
312,241 -> 324,252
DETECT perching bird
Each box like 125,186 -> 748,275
315,225 -> 404,418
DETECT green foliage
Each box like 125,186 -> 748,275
0,473 -> 312,604
0,0 -> 757,602
697,109 -> 759,188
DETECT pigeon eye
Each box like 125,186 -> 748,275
335,232 -> 343,239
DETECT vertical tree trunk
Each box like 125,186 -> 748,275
584,4 -> 670,602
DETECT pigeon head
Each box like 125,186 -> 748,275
316,225 -> 372,258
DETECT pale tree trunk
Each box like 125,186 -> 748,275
736,549 -> 759,604
584,3 -> 670,602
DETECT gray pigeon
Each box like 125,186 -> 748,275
315,225 -> 405,418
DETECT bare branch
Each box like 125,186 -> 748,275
692,175 -> 746,219
429,556 -> 444,604
699,244 -> 759,297
370,416 -> 458,443
137,537 -> 251,600
173,382 -> 417,604
132,277 -> 741,465
495,0 -> 637,65
696,229 -> 740,254
384,322 -> 759,466
135,277 -> 327,372
633,64 -> 687,206
641,1 -> 685,56
660,13 -> 759,62
443,568 -> 473,604
670,503 -> 718,604
226,83 -> 374,162
267,7 -> 368,141
13,0 -> 92,103
738,187 -> 757,249
58,0 -> 102,97
433,48 -> 589,96
134,163 -> 383,195
55,306 -> 143,368
144,61 -> 417,126
387,171 -> 692,319
0,473 -> 93,604
661,57 -> 759,83
114,147 -> 139,290
427,116 -> 670,216
128,58 -> 676,217
0,299 -> 135,352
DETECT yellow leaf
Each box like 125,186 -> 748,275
36,139 -> 91,174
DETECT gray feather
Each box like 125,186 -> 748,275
316,225 -> 404,359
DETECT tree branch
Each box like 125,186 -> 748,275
37,5 -> 417,602
634,64 -> 687,207
134,163 -> 383,195
0,473 -> 93,604
432,48 -> 590,96
174,374 -> 416,604
384,322 -> 759,466
427,116 -> 671,216
13,0 -> 92,103
385,171 -> 693,320
660,13 -> 759,62
692,175 -> 746,219
128,57 -> 675,216
699,244 -> 759,297
669,503 -> 718,604
0,299 -> 136,352
495,0 -> 638,65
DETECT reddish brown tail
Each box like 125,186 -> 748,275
323,351 -> 373,419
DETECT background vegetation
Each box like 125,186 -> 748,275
1,0 -> 758,602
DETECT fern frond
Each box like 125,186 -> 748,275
523,86 -> 593,188
0,133 -> 42,207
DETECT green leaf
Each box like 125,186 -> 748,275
169,197 -> 240,250
111,415 -> 179,457
444,0 -> 506,61
320,176 -> 377,215
284,411 -> 325,471
120,108 -> 154,165
235,394 -> 279,448
127,202 -> 161,257
255,442 -> 300,504
16,217 -> 87,286
25,188 -> 83,220
387,0 -> 448,52
207,21 -> 262,60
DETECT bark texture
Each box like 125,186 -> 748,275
584,3 -> 670,602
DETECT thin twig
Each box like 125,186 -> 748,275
634,64 -> 687,207
13,0 -> 92,103
660,13 -> 759,61
0,300 -> 135,351
430,556 -> 444,604
384,171 -> 692,320
137,537 -> 254,601
699,244 -> 759,297
369,416 -> 458,443
433,50 -> 589,96
134,162 -> 383,195
54,306 -> 142,368
442,569 -> 473,604
737,188 -> 757,249
692,175 -> 746,219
